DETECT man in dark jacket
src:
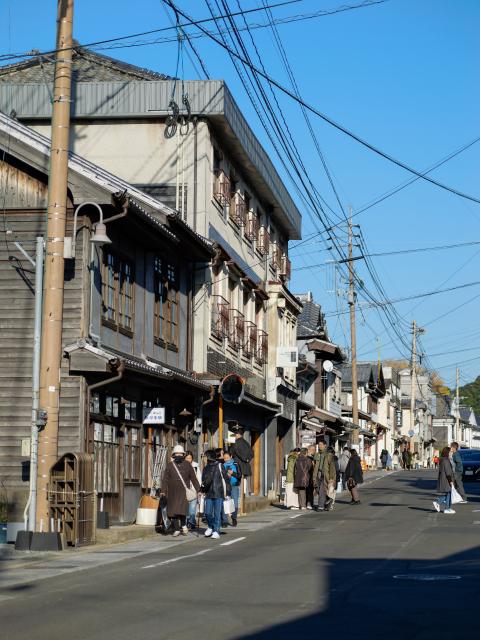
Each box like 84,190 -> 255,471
201,449 -> 231,539
450,442 -> 467,503
231,428 -> 254,478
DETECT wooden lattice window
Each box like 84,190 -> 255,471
154,257 -> 179,348
102,251 -> 134,333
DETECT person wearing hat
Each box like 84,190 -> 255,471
161,444 -> 201,537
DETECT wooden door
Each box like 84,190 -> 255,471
251,431 -> 261,495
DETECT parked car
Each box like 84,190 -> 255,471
459,449 -> 480,482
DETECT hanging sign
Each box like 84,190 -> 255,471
143,407 -> 166,424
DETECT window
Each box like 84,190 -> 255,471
102,251 -> 134,333
94,422 -> 119,494
124,426 -> 141,482
154,257 -> 179,348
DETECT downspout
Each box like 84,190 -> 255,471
24,237 -> 44,532
193,116 -> 198,232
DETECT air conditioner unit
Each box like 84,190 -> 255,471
276,347 -> 298,367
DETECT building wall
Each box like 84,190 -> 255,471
0,192 -> 88,520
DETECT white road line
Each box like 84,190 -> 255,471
142,548 -> 212,569
220,537 -> 246,546
290,513 -> 303,519
473,521 -> 480,525
472,509 -> 480,512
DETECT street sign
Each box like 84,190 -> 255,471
143,407 -> 166,424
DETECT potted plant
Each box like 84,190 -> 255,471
0,479 -> 8,544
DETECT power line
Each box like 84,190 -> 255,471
165,0 -> 480,207
294,239 -> 480,269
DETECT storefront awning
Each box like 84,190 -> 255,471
307,407 -> 342,424
302,419 -> 337,435
65,340 -> 211,392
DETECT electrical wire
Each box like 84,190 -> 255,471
163,1 -> 480,207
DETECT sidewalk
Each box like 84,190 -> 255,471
0,469 -> 391,591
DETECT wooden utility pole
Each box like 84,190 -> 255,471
36,0 -> 74,530
348,214 -> 359,444
410,320 -> 417,447
455,366 -> 460,441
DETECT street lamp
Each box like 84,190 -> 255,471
64,202 -> 111,259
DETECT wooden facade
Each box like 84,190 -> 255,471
0,143 -> 212,524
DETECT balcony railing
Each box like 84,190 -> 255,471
213,169 -> 231,207
256,329 -> 268,365
244,214 -> 258,242
244,321 -> 257,358
229,193 -> 247,227
257,226 -> 269,255
211,295 -> 230,340
229,308 -> 245,350
280,254 -> 291,282
270,244 -> 281,271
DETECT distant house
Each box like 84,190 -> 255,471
296,293 -> 344,450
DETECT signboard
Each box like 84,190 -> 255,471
276,347 -> 298,368
300,430 -> 316,446
143,407 -> 166,425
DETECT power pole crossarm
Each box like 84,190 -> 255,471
36,0 -> 74,531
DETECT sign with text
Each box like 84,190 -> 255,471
143,407 -> 166,425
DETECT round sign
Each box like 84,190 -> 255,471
323,360 -> 334,373
220,374 -> 245,404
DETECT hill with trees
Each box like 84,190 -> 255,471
459,376 -> 480,413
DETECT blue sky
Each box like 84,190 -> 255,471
1,0 -> 479,388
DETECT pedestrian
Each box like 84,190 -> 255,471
325,446 -> 340,511
380,449 -> 388,470
201,449 -> 231,539
312,440 -> 337,512
450,442 -> 467,503
284,448 -> 300,510
223,449 -> 242,526
162,445 -> 200,537
293,448 -> 313,510
392,449 -> 400,470
338,446 -> 351,490
185,451 -> 202,530
345,448 -> 363,505
402,448 -> 408,470
433,447 -> 456,514
433,454 -> 439,469
306,444 -> 317,509
231,427 -> 254,496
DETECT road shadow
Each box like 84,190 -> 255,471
232,545 -> 480,640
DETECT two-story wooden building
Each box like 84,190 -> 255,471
0,111 -> 213,525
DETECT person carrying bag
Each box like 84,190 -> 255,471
201,449 -> 231,539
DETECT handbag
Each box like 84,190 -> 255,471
451,484 -> 462,505
173,462 -> 197,502
218,463 -> 234,514
347,477 -> 356,490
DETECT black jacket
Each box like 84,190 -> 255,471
201,462 -> 231,499
232,437 -> 254,478
345,454 -> 363,485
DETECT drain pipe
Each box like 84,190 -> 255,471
24,237 -> 44,532
88,359 -> 125,393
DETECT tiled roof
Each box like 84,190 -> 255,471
0,44 -> 170,83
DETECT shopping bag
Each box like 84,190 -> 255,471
451,484 -> 462,505
223,497 -> 235,515
198,494 -> 205,514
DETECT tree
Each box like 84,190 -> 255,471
459,376 -> 480,413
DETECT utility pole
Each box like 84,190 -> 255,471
348,212 -> 359,445
410,320 -> 417,449
455,366 -> 460,442
36,0 -> 74,531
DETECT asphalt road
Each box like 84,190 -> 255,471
1,470 -> 480,640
